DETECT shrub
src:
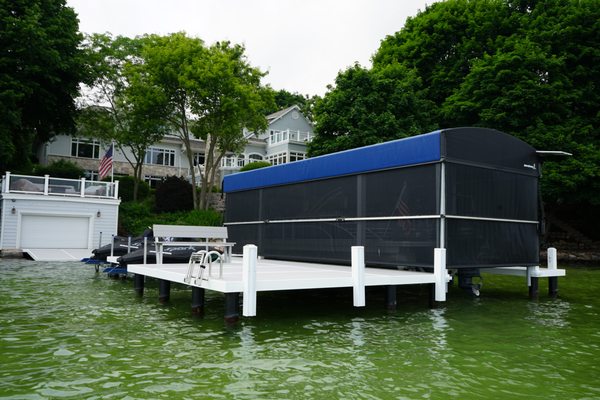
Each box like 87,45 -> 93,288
118,200 -> 154,236
240,161 -> 271,172
118,203 -> 222,236
33,159 -> 85,179
155,175 -> 193,213
110,176 -> 150,202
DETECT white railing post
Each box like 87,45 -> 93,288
547,247 -> 557,270
351,246 -> 366,307
43,175 -> 49,195
3,171 -> 10,193
242,244 -> 258,317
143,237 -> 147,265
434,248 -> 447,302
114,180 -> 119,199
80,178 -> 86,197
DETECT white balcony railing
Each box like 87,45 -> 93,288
268,129 -> 313,146
1,172 -> 119,199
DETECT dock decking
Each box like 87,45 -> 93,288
128,245 -> 450,318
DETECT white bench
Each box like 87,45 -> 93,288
153,224 -> 235,264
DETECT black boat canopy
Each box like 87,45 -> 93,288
223,128 -> 548,269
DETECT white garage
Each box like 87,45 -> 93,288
19,214 -> 92,249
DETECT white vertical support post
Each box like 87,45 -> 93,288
110,234 -> 115,257
351,246 -> 366,307
548,247 -> 557,270
80,177 -> 86,197
43,175 -> 49,195
114,180 -> 119,199
3,171 -> 10,193
143,237 -> 147,265
242,244 -> 258,317
434,248 -> 447,302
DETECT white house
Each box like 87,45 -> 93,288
39,105 -> 314,188
0,172 -> 120,260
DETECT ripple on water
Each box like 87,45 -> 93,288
1,260 -> 600,399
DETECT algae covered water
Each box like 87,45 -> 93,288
1,259 -> 599,399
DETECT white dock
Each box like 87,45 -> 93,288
128,245 -> 450,318
128,258 -> 439,293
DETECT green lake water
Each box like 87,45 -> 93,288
1,259 -> 599,399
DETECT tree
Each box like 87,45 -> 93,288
0,0 -> 84,172
140,33 -> 207,209
265,89 -> 318,121
309,63 -> 437,156
78,34 -> 168,201
312,0 -> 600,207
142,34 -> 273,210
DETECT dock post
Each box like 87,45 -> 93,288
191,287 -> 205,315
224,293 -> 240,323
351,246 -> 366,307
547,247 -> 558,298
158,279 -> 171,303
529,277 -> 539,299
433,248 -> 447,302
242,244 -> 258,317
134,274 -> 145,296
385,285 -> 397,311
143,237 -> 147,265
110,234 -> 114,257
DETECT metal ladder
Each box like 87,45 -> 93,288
184,250 -> 223,286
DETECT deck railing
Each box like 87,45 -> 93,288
268,129 -> 313,146
1,172 -> 119,200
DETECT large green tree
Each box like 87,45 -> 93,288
78,34 -> 168,200
0,0 -> 84,172
142,33 -> 273,210
309,63 -> 436,156
312,0 -> 600,206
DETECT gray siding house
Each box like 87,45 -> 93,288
40,105 -> 314,187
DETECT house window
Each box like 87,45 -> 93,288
237,154 -> 246,167
71,138 -> 101,159
145,147 -> 175,166
193,152 -> 205,166
248,154 -> 263,162
84,170 -> 99,181
266,152 -> 287,166
289,152 -> 306,162
144,175 -> 164,188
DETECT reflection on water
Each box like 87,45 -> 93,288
1,259 -> 599,399
526,299 -> 571,328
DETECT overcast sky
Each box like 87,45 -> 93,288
67,0 -> 436,97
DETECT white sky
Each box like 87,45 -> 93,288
67,0 -> 435,97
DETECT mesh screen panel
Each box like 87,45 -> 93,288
225,190 -> 261,222
446,219 -> 539,267
261,175 -> 357,220
446,163 -> 538,220
364,166 -> 437,217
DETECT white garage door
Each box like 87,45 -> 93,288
20,215 -> 90,249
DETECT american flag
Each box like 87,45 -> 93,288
98,144 -> 113,180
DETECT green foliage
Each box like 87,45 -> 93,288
240,161 -> 271,172
309,63 -> 437,156
265,89 -> 318,121
140,33 -> 274,209
154,176 -> 193,213
0,0 -> 85,172
78,34 -> 169,201
113,176 -> 150,202
312,0 -> 600,206
33,159 -> 85,179
119,201 -> 222,236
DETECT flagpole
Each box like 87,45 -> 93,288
110,141 -> 114,183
